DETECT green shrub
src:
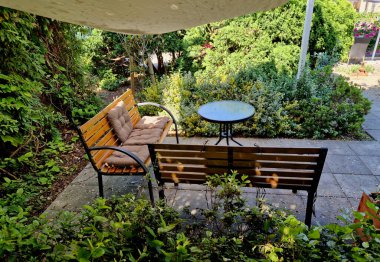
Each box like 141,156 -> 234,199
0,8 -> 103,213
179,0 -> 356,74
140,64 -> 370,139
98,69 -> 124,91
1,174 -> 379,261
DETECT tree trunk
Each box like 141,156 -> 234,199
156,51 -> 165,74
129,55 -> 137,94
171,51 -> 176,66
147,55 -> 155,84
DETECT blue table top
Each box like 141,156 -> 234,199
198,100 -> 255,123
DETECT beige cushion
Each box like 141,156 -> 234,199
123,128 -> 163,145
104,145 -> 149,167
107,101 -> 133,143
135,116 -> 170,129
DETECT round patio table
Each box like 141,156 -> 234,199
198,100 -> 255,146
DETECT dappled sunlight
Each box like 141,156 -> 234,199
255,168 -> 262,176
266,173 -> 279,188
177,163 -> 184,171
170,174 -> 180,184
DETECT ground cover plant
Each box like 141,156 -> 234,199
0,174 -> 379,261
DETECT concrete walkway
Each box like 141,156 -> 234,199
46,70 -> 380,226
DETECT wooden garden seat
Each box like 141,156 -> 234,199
77,89 -> 178,203
148,144 -> 328,226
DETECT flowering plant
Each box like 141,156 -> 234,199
354,21 -> 378,38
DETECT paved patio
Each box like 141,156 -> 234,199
46,69 -> 380,226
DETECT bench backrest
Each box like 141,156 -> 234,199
149,144 -> 328,191
78,89 -> 141,169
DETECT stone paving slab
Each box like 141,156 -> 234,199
367,129 -> 380,141
362,115 -> 380,130
359,156 -> 380,176
347,141 -> 380,156
326,154 -> 372,175
334,174 -> 380,200
311,196 -> 354,226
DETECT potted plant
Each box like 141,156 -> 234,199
349,21 -> 378,63
356,189 -> 380,229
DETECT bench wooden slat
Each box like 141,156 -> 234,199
159,177 -> 313,190
85,123 -> 114,147
156,150 -> 319,162
160,171 -> 313,184
153,144 -> 323,154
157,151 -> 228,159
157,157 -> 228,166
233,160 -> 317,170
158,165 -> 316,179
83,117 -> 111,141
157,157 -> 317,170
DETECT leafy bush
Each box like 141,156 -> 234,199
178,0 -> 356,74
0,8 -> 103,213
140,64 -> 370,139
98,69 -> 124,91
0,174 -> 379,261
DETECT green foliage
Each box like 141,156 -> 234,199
1,174 -> 379,261
98,69 -> 124,91
91,31 -> 185,83
0,137 -> 72,213
140,64 -> 370,139
0,8 -> 103,213
179,0 -> 357,74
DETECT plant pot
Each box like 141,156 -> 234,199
356,192 -> 380,226
349,37 -> 373,64
354,192 -> 380,241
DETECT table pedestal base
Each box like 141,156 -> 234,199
215,123 -> 242,146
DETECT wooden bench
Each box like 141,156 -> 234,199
148,144 -> 328,226
76,89 -> 178,203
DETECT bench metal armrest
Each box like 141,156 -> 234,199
89,146 -> 149,174
137,102 -> 179,144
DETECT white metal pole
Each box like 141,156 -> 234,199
296,0 -> 315,80
372,30 -> 380,60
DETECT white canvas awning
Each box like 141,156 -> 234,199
0,0 -> 288,34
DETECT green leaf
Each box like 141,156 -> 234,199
92,247 -> 106,258
94,216 -> 108,223
308,229 -> 320,240
16,188 -> 24,195
77,247 -> 91,261
158,223 -> 177,234
145,226 -> 157,238
150,239 -> 164,248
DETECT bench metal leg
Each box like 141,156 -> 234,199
305,191 -> 315,227
158,182 -> 165,200
147,179 -> 155,207
97,173 -> 104,198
